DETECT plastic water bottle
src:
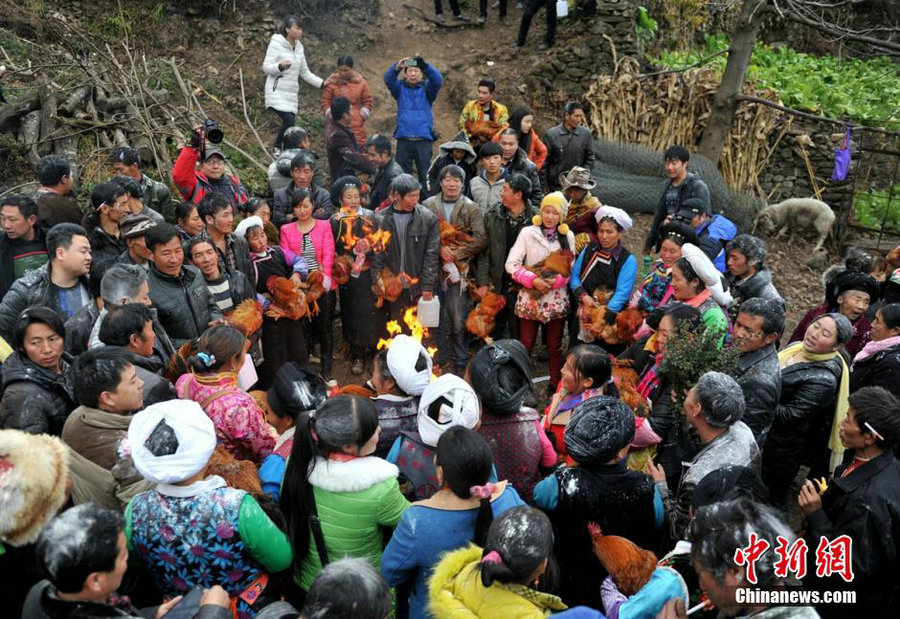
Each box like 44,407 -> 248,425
417,295 -> 441,328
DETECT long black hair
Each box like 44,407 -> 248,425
435,427 -> 495,546
567,345 -> 617,397
507,106 -> 535,153
280,396 -> 379,569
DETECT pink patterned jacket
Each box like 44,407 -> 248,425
175,372 -> 276,463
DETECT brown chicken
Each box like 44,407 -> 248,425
465,119 -> 504,144
611,358 -> 650,415
303,270 -> 325,315
466,290 -> 507,341
587,522 -> 657,596
439,220 -> 475,249
582,290 -> 645,345
333,254 -> 353,285
266,275 -> 308,320
206,445 -> 264,497
226,298 -> 263,336
334,384 -> 376,398
164,339 -> 197,383
523,250 -> 574,298
373,268 -> 407,308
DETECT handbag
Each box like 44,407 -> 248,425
556,0 -> 568,18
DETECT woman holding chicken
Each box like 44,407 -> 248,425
570,205 -> 638,349
280,188 -> 336,384
330,176 -> 386,376
505,192 -> 575,391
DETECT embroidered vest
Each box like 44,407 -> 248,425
478,408 -> 542,503
578,242 -> 632,298
395,431 -> 440,500
374,397 -> 419,459
130,487 -> 265,606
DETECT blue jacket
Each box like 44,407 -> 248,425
384,62 -> 443,140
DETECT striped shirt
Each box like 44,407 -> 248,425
301,232 -> 320,272
207,274 -> 234,313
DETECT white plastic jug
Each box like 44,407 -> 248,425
417,295 -> 441,328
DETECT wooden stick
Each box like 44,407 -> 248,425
238,68 -> 275,163
737,95 -> 900,135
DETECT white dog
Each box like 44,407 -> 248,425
754,198 -> 835,253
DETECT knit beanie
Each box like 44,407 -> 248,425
532,192 -> 570,236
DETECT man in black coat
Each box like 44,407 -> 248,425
272,153 -> 333,226
325,96 -> 375,181
0,194 -> 49,299
372,174 -> 440,321
0,222 -> 93,342
644,145 -> 711,254
498,128 -> 543,208
733,298 -> 784,448
365,134 -> 405,210
542,101 -> 594,192
145,223 -> 222,347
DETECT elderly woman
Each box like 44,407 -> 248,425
0,307 -> 76,436
506,192 -> 575,391
571,205 -> 637,347
561,166 -> 602,253
263,15 -> 324,151
790,268 -> 879,358
798,386 -> 900,616
669,243 -> 731,338
636,221 -> 698,313
850,303 -> 900,397
321,56 -> 373,146
126,400 -> 291,615
647,372 -> 760,542
725,234 -> 783,314
762,313 -> 852,511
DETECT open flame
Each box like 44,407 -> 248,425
377,306 -> 438,359
339,208 -> 391,253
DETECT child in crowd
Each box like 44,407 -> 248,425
370,347 -> 420,458
279,395 -> 408,605
381,427 -> 525,618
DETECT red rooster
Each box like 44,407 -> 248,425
587,523 -> 657,596
582,290 -> 644,345
523,249 -> 574,298
226,298 -> 263,336
333,254 -> 353,286
266,276 -> 308,320
466,290 -> 507,341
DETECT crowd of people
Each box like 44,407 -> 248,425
2,11 -> 900,619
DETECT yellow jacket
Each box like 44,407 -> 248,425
459,100 -> 509,134
0,336 -> 11,363
428,545 -> 567,618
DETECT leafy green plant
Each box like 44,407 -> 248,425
659,319 -> 739,412
634,6 -> 658,56
656,35 -> 900,129
854,184 -> 900,233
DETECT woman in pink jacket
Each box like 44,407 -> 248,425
280,188 -> 336,384
330,176 -> 386,376
176,324 -> 277,463
505,192 -> 575,392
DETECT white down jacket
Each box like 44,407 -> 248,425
262,34 -> 323,113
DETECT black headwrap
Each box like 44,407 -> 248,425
563,396 -> 635,465
826,269 -> 878,309
468,339 -> 532,416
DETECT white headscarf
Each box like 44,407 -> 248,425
680,243 -> 733,307
234,215 -> 264,240
128,400 -> 217,484
594,205 -> 633,232
417,374 -> 481,447
386,334 -> 433,396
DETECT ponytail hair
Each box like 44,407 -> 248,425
435,427 -> 495,546
188,325 -> 245,373
478,506 -> 554,589
280,396 -> 379,570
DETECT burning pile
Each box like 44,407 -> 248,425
377,306 -> 438,360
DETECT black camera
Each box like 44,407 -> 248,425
202,119 -> 223,144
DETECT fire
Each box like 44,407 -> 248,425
376,307 -> 438,359
339,209 -> 391,253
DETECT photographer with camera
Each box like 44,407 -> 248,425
384,55 -> 443,186
172,122 -> 249,213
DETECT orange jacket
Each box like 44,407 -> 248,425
321,70 -> 373,147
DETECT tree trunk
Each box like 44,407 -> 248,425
698,0 -> 766,164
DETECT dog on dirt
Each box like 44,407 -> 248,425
753,198 -> 835,253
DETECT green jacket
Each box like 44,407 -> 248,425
141,173 -> 175,223
297,456 -> 409,590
